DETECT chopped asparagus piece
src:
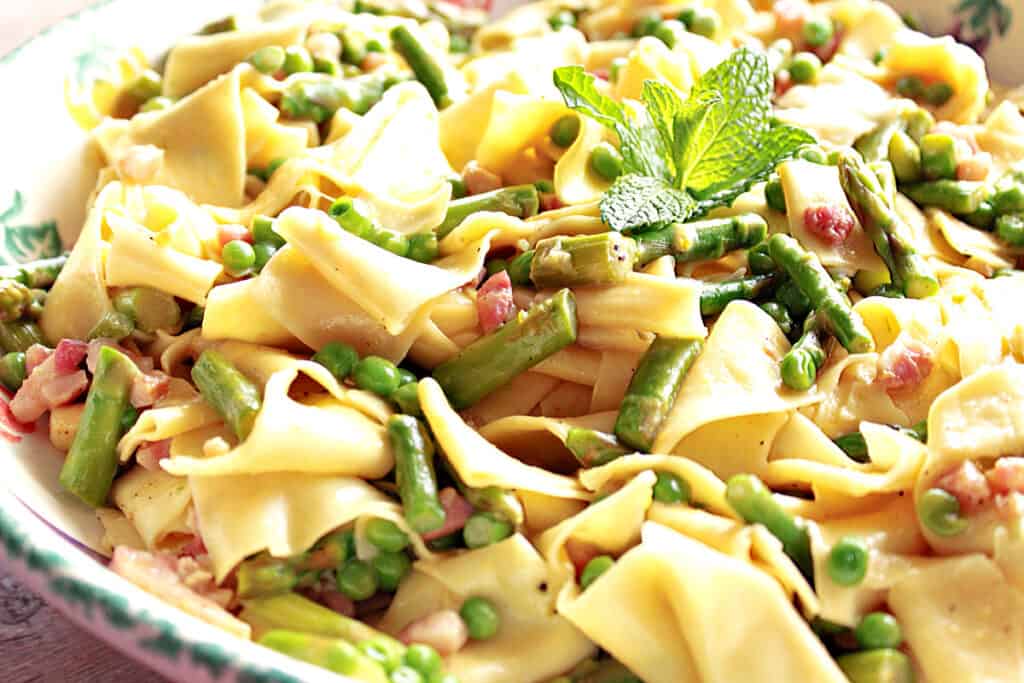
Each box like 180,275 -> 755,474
436,185 -> 540,239
565,427 -> 630,467
191,349 -> 262,440
530,232 -> 637,288
389,414 -> 446,534
634,214 -> 767,265
699,273 -> 779,317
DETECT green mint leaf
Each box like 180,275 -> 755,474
553,66 -> 671,180
599,174 -> 696,232
691,122 -> 816,216
671,90 -> 721,177
675,47 -> 775,195
640,81 -> 683,173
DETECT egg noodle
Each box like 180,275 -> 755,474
9,0 -> 1024,680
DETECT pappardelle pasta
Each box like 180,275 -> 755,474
12,0 -> 1024,680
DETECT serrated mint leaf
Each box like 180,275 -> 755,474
553,67 -> 670,180
599,174 -> 696,233
640,81 -> 683,170
671,90 -> 720,177
675,47 -> 774,195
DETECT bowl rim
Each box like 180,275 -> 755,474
0,2 -> 351,680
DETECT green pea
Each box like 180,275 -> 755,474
827,535 -> 869,586
463,512 -> 513,549
589,142 -> 624,181
802,18 -> 834,48
283,45 -> 314,74
316,528 -> 355,567
632,13 -> 661,37
653,472 -> 691,504
678,6 -> 697,26
459,596 -> 500,640
365,39 -> 385,53
449,34 -> 470,54
353,356 -> 401,396
789,52 -> 822,84
548,9 -> 576,30
609,56 -> 627,84
249,46 -> 286,74
312,341 -> 360,381
336,559 -> 378,600
534,179 -> 555,194
918,487 -> 968,536
252,242 -> 277,273
390,381 -> 422,417
549,115 -> 581,148
403,643 -> 442,679
765,176 -> 787,213
855,612 -> 903,650
895,75 -> 924,99
140,96 -> 175,113
372,551 -> 411,592
653,19 -> 685,48
872,48 -> 887,65
747,242 -> 776,275
358,637 -> 404,673
406,233 -> 439,263
0,351 -> 26,392
365,518 -> 410,553
687,9 -> 719,39
390,665 -> 423,683
221,240 -> 256,276
580,555 -> 614,590
924,81 -> 954,106
798,145 -> 829,164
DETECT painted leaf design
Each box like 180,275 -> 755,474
0,191 -> 62,265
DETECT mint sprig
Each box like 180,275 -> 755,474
554,47 -> 815,232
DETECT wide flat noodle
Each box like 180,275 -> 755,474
164,362 -> 392,477
202,278 -> 302,349
380,535 -> 596,683
653,301 -> 820,454
571,273 -> 705,339
112,466 -> 192,550
192,472 -> 393,581
889,554 -> 1024,683
163,21 -> 305,98
274,207 -> 491,334
419,379 -> 587,500
559,522 -> 848,683
254,245 -> 427,360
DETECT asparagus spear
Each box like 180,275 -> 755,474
388,414 -> 446,534
0,351 -> 26,391
779,315 -> 825,391
767,234 -> 875,353
759,302 -> 793,337
439,457 -> 524,525
191,349 -> 262,440
0,320 -> 43,353
854,118 -> 902,162
0,279 -> 33,322
836,649 -> 914,683
614,337 -> 703,452
507,250 -> 535,286
436,185 -> 540,239
725,473 -> 813,579
237,557 -> 301,599
432,288 -> 577,408
565,427 -> 630,467
901,180 -> 986,215
919,133 -> 958,180
241,594 -> 405,650
838,152 -> 939,300
0,254 -> 69,289
529,232 -> 637,288
633,214 -> 767,265
996,213 -> 1024,247
58,347 -> 135,507
832,420 -> 927,463
259,631 -> 389,683
699,273 -> 779,317
390,25 -> 449,107
887,130 -> 922,184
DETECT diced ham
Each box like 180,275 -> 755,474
110,546 -> 249,638
774,69 -> 793,97
306,32 -> 342,61
462,161 -> 502,196
956,151 -> 993,182
803,204 -> 855,245
995,492 -> 1024,521
592,68 -> 610,81
25,344 -> 51,375
476,271 -> 516,334
811,28 -> 842,63
87,339 -> 151,373
321,590 -> 356,617
399,609 -> 470,656
53,339 -> 89,374
422,487 -> 474,541
987,457 -> 1024,495
878,337 -> 934,391
217,224 -> 252,246
540,193 -> 563,212
361,52 -> 389,72
39,370 -> 89,408
179,534 -> 209,559
131,371 -> 170,408
772,0 -> 809,38
935,461 -> 992,515
137,439 -> 172,471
